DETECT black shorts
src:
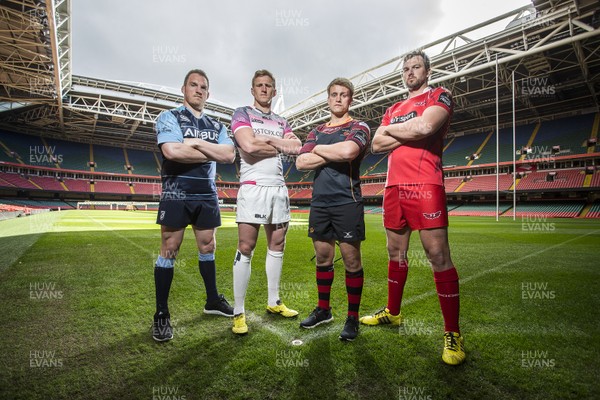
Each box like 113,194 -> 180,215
156,197 -> 221,229
308,202 -> 365,242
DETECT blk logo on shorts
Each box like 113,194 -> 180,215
255,213 -> 267,219
423,211 -> 441,220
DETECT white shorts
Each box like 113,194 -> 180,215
236,185 -> 290,225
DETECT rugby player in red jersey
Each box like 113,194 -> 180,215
360,51 -> 465,365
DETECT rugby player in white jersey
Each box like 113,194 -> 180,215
230,70 -> 302,335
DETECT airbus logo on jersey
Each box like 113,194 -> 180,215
390,111 -> 417,124
183,128 -> 218,141
423,211 -> 442,220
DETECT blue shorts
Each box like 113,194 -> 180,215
156,197 -> 221,229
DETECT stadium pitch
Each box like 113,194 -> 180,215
0,210 -> 599,399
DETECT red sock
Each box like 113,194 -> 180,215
387,260 -> 408,315
434,267 -> 460,333
345,269 -> 364,318
316,265 -> 334,310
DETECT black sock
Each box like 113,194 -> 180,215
199,260 -> 219,302
154,266 -> 174,315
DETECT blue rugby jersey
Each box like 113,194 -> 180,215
156,105 -> 233,200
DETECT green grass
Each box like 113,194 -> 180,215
0,210 -> 599,400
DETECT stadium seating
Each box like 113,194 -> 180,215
475,123 -> 537,165
449,203 -> 513,216
458,174 -> 514,192
511,202 -> 585,218
517,169 -> 585,190
0,171 -> 40,190
44,138 -> 91,171
28,176 -> 66,191
217,163 -> 239,182
443,132 -> 489,167
62,178 -> 90,192
585,201 -> 600,218
531,114 -> 595,157
443,177 -> 464,192
0,131 -> 44,165
361,153 -> 388,176
126,148 -> 161,176
92,144 -> 128,174
93,180 -> 133,194
362,182 -> 385,197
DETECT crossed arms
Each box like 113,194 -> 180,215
371,105 -> 449,153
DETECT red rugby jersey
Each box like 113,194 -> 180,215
381,86 -> 453,186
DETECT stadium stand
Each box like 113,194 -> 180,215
0,131 -> 44,165
62,178 -> 90,193
361,153 -> 388,176
44,137 -> 91,171
449,203 -> 513,216
216,163 -> 239,182
585,201 -> 600,218
530,114 -> 595,157
126,148 -> 160,176
0,171 -> 40,190
362,182 -> 385,197
443,177 -> 464,192
283,160 -> 305,182
510,202 -> 585,218
443,132 -> 489,167
474,123 -> 537,165
28,176 -> 66,191
92,144 -> 128,174
517,169 -> 585,190
458,174 -> 514,192
93,180 -> 133,194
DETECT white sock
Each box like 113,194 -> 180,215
233,250 -> 252,315
266,249 -> 284,307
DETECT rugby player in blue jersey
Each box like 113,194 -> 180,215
152,69 -> 235,342
296,78 -> 370,341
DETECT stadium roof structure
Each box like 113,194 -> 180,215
0,0 -> 599,150
284,0 -> 600,136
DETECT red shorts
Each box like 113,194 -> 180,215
382,184 -> 448,231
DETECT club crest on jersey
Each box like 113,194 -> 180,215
437,92 -> 452,108
390,111 -> 417,124
423,211 -> 441,220
212,121 -> 221,130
